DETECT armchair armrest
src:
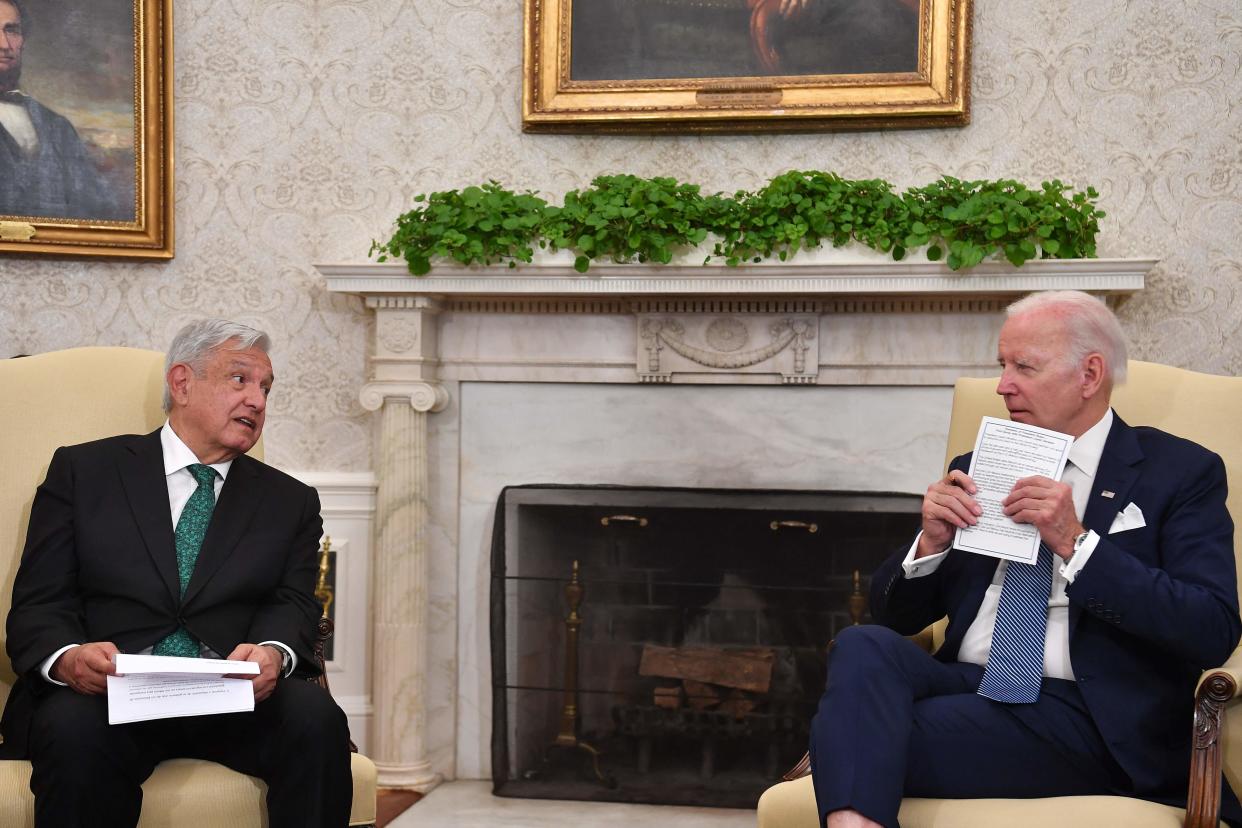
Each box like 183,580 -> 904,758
1187,644 -> 1242,828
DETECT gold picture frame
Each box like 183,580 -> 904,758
523,0 -> 971,133
0,0 -> 173,259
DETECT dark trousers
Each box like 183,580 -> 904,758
27,679 -> 353,828
809,625 -> 1128,828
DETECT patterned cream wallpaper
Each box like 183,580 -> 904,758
0,0 -> 1239,471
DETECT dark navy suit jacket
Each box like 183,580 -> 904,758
870,413 -> 1241,816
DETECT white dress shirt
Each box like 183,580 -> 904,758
42,422 -> 296,682
900,409 -> 1114,680
0,90 -> 37,155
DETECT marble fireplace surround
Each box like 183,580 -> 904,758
321,257 -> 1151,791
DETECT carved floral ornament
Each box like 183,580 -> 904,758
377,315 -> 420,354
639,315 -> 818,384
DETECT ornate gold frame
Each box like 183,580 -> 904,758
523,0 -> 971,133
0,0 -> 173,259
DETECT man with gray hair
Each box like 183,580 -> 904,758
808,291 -> 1240,827
2,319 -> 352,827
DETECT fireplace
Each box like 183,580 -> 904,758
322,259 -> 1148,791
490,485 -> 921,806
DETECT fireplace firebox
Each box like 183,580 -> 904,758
490,485 -> 922,808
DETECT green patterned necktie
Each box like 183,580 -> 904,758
153,463 -> 217,657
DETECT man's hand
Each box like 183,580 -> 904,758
224,643 -> 282,703
51,642 -> 119,695
917,470 -> 981,558
1002,475 -> 1083,560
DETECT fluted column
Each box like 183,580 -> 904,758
360,296 -> 448,791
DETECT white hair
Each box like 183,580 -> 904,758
1005,291 -> 1128,385
163,319 -> 271,412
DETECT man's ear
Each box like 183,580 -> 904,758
1080,352 -> 1107,399
166,362 -> 193,407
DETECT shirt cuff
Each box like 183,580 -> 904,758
1059,529 -> 1100,583
902,531 -> 950,578
40,644 -> 80,686
259,640 -> 297,677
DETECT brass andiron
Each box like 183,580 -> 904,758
549,560 -> 614,787
315,536 -> 335,619
848,569 -> 867,626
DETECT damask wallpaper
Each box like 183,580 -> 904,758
0,0 -> 1238,471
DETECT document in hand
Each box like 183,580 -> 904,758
953,416 -> 1074,565
107,654 -> 260,725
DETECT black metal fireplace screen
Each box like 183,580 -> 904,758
490,485 -> 921,808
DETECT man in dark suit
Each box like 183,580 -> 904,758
2,319 -> 353,827
809,291 -> 1240,828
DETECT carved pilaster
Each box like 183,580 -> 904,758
361,297 -> 446,791
368,396 -> 442,790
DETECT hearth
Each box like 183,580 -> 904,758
490,485 -> 921,808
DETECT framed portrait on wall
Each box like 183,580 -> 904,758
523,0 -> 971,133
0,0 -> 172,259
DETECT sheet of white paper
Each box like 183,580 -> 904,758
113,653 -> 259,676
107,674 -> 255,724
953,416 -> 1074,564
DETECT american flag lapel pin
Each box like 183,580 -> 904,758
1101,490 -> 1115,499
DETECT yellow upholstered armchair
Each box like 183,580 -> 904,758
0,347 -> 378,827
758,360 -> 1242,828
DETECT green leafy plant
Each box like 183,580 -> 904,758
902,177 -> 1105,269
542,175 -> 716,273
369,181 -> 548,275
716,172 -> 912,266
373,173 -> 1105,275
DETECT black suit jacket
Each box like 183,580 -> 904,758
1,429 -> 324,757
870,414 -> 1241,813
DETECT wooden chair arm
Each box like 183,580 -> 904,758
310,615 -> 358,754
1186,645 -> 1242,828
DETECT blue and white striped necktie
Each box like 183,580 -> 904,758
977,543 -> 1053,704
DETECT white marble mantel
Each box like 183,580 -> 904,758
321,257 -> 1151,788
321,256 -> 1150,298
322,258 -> 1151,387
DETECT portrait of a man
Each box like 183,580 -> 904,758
570,0 -> 920,82
0,0 -> 134,222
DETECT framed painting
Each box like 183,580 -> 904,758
0,0 -> 172,258
523,0 -> 971,133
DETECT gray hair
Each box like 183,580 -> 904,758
163,319 -> 271,412
1005,291 -> 1128,385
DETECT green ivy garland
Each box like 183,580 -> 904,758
371,172 -> 1104,276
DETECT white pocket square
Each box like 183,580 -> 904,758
1108,501 -> 1146,534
